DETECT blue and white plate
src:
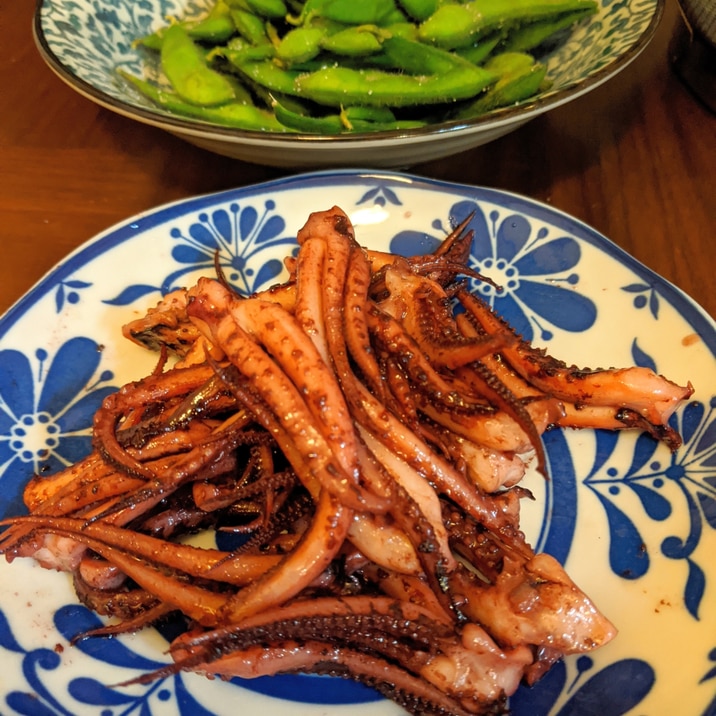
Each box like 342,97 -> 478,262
0,171 -> 714,716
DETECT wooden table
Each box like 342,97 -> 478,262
2,0 -> 715,320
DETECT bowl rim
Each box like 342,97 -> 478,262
32,0 -> 665,146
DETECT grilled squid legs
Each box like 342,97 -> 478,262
0,206 -> 692,716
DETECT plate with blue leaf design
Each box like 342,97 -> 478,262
0,170 -> 714,716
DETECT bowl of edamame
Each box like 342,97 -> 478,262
33,0 -> 664,168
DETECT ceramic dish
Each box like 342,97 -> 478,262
1,171 -> 714,715
33,0 -> 664,168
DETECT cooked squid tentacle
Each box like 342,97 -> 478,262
217,490 -> 352,624
188,278 -> 388,514
457,286 -> 693,441
2,515 -> 283,586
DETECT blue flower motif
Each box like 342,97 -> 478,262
0,337 -> 117,519
356,184 -> 403,207
57,606 -> 218,716
389,200 -> 597,343
104,200 -> 297,306
702,646 -> 716,684
510,655 -> 655,716
621,280 -> 661,319
54,279 -> 92,313
0,602 -> 216,716
583,395 -> 716,619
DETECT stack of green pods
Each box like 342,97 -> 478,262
121,0 -> 598,134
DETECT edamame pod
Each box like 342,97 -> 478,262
419,0 -> 597,49
320,26 -> 387,57
227,51 -> 304,95
276,26 -> 325,64
454,52 -> 547,116
273,101 -> 349,133
243,0 -> 288,20
274,100 -> 425,132
500,8 -> 593,52
383,22 -> 419,41
379,36 -> 476,74
295,63 -> 495,107
343,106 -> 397,123
313,0 -> 399,26
397,0 -> 438,22
230,7 -> 270,45
137,1 -> 235,50
161,24 -> 236,105
455,33 -> 503,65
120,70 -> 290,131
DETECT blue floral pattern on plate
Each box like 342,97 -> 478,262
0,171 -> 714,716
0,338 -> 117,518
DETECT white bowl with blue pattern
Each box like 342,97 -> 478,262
33,0 -> 664,167
1,170 -> 715,716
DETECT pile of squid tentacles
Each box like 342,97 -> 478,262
0,207 -> 692,715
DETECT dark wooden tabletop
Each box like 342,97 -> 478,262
2,0 -> 714,320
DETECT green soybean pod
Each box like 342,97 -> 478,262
380,7 -> 410,26
199,100 -> 294,130
119,70 -> 290,131
230,7 -> 270,45
320,26 -> 386,57
185,1 -> 236,42
136,1 -> 235,50
419,0 -> 598,49
316,0 -> 398,25
135,30 -> 164,51
295,63 -> 496,107
285,0 -> 327,26
274,101 -> 348,133
379,35 -> 470,74
223,41 -> 276,61
500,8 -> 593,52
244,0 -> 288,20
226,51 -> 304,95
223,73 -> 256,105
342,105 -> 397,123
273,100 -> 425,133
383,21 -> 419,40
276,26 -> 325,64
417,3 -> 482,48
397,0 -> 438,22
160,23 -> 236,106
454,52 -> 547,117
455,32 -> 503,65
